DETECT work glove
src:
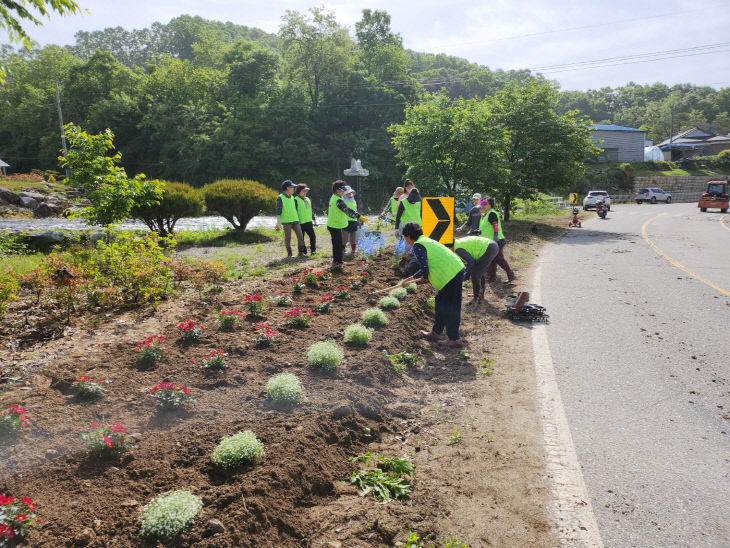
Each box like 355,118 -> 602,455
359,216 -> 369,224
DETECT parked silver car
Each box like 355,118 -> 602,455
635,188 -> 672,204
583,191 -> 611,210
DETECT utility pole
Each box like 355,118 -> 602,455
54,69 -> 70,178
669,106 -> 674,161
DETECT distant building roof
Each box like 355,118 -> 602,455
657,126 -> 730,148
591,124 -> 645,133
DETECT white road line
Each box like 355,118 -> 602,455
720,213 -> 730,232
532,246 -> 604,547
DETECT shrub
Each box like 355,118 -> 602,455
244,293 -> 267,317
76,230 -> 175,307
150,382 -> 192,409
0,404 -> 31,437
71,376 -> 108,399
254,323 -> 279,347
307,340 -> 344,370
203,179 -> 277,231
344,324 -> 373,347
265,373 -> 304,405
200,349 -> 228,372
406,283 -> 417,294
379,296 -> 400,310
389,287 -> 407,301
0,270 -> 19,319
139,490 -> 203,538
211,430 -> 265,468
314,295 -> 333,313
137,335 -> 168,367
0,494 -> 41,543
284,307 -> 314,328
132,181 -> 203,237
177,320 -> 205,342
218,310 -> 245,330
361,307 -> 389,327
81,422 -> 131,457
273,293 -> 292,307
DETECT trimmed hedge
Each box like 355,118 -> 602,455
203,179 -> 278,231
132,181 -> 203,236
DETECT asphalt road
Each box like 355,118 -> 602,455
540,203 -> 730,547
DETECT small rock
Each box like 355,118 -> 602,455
0,187 -> 22,206
120,499 -> 139,507
75,527 -> 96,545
33,202 -> 53,218
93,519 -> 103,531
128,432 -> 142,442
45,449 -> 58,459
20,196 -> 39,209
205,519 -> 225,536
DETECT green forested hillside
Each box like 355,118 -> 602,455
1,9 -> 728,209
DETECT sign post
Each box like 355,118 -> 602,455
421,197 -> 455,244
569,193 -> 579,205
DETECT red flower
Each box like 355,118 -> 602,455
91,423 -> 99,428
0,495 -> 13,505
103,435 -> 113,448
21,497 -> 35,511
110,422 -> 126,433
16,514 -> 26,522
183,387 -> 191,395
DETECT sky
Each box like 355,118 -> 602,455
5,0 -> 730,91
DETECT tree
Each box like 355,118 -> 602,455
388,92 -> 505,197
59,123 -> 161,226
488,80 -> 597,220
0,0 -> 82,81
203,179 -> 278,231
131,181 -> 203,236
355,9 -> 411,83
279,7 -> 352,108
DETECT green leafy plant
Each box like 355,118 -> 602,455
302,269 -> 319,287
406,282 -> 417,294
379,296 -> 400,310
0,269 -> 19,319
0,494 -> 41,545
254,323 -> 279,347
150,382 -> 192,409
265,373 -> 304,405
139,490 -> 203,539
389,287 -> 407,301
273,293 -> 293,307
244,293 -> 267,317
0,404 -> 31,437
314,295 -> 333,313
211,430 -> 265,468
132,181 -> 203,236
448,430 -> 461,445
343,323 -> 373,347
284,307 -> 314,328
199,349 -> 228,372
292,277 -> 306,293
334,286 -> 350,299
383,351 -> 422,373
81,422 -> 131,457
203,179 -> 277,232
307,339 -> 344,370
347,276 -> 362,290
361,307 -> 388,327
136,334 -> 168,367
480,357 -> 493,376
349,453 -> 414,502
426,297 -> 435,310
219,310 -> 245,330
176,320 -> 205,342
71,376 -> 109,399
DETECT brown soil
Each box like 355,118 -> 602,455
0,247 -> 556,547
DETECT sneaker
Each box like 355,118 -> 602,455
438,338 -> 464,348
507,272 -> 516,282
420,330 -> 443,342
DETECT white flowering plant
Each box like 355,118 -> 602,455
389,287 -> 407,301
379,296 -> 400,310
139,490 -> 203,538
307,340 -> 344,370
361,308 -> 388,327
344,324 -> 373,347
265,373 -> 304,405
211,430 -> 265,468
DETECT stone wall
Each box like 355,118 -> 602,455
631,175 -> 726,203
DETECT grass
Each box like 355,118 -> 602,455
0,179 -> 71,192
2,253 -> 45,275
480,357 -> 493,376
175,228 -> 275,248
448,430 -> 461,445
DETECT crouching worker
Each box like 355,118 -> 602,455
399,222 -> 465,348
327,180 -> 368,266
454,235 -> 499,304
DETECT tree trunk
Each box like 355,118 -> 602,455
503,193 -> 511,222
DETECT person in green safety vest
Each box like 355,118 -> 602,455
479,198 -> 515,282
294,183 -> 317,255
399,222 -> 466,348
453,235 -> 499,304
275,180 -> 305,258
379,186 -> 404,224
341,186 -> 359,255
395,179 -> 422,236
326,180 -> 368,266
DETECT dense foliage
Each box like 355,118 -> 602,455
203,179 -> 277,231
131,181 -> 203,236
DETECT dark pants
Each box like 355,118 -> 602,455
433,270 -> 464,341
486,242 -> 513,279
301,221 -> 316,252
472,241 -> 499,293
328,227 -> 344,263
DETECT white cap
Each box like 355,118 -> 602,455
343,185 -> 354,194
471,193 -> 482,200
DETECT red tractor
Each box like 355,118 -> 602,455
698,180 -> 729,213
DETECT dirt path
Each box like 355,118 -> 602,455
0,225 -> 564,546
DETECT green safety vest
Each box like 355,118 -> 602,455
401,199 -> 422,225
389,197 -> 398,215
454,235 -> 492,260
415,235 -> 464,290
294,195 -> 313,224
479,209 -> 504,240
279,193 -> 298,223
327,194 -> 349,229
344,198 -> 357,215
